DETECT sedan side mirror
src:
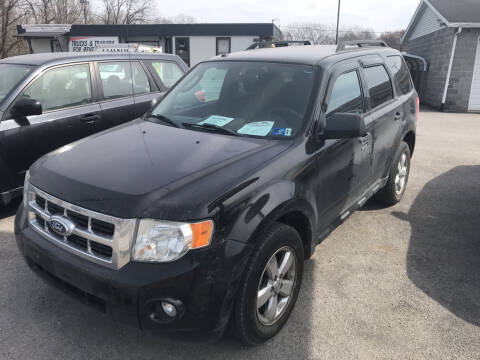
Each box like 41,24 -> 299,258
321,112 -> 365,139
11,97 -> 42,119
150,94 -> 164,111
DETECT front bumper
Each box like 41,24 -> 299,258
15,204 -> 251,339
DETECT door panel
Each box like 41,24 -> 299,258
96,61 -> 135,130
0,103 -> 101,186
315,62 -> 372,230
360,63 -> 398,180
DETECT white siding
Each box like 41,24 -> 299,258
189,36 -> 216,66
468,37 -> 480,111
410,6 -> 443,40
30,39 -> 52,53
175,36 -> 257,66
231,36 -> 256,52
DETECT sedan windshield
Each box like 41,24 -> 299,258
0,64 -> 35,103
151,61 -> 316,138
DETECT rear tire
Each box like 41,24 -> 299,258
232,222 -> 304,345
375,141 -> 411,206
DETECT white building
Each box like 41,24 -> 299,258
17,23 -> 283,67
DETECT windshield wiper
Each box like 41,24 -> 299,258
146,113 -> 181,128
182,122 -> 243,137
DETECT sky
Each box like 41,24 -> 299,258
156,0 -> 421,32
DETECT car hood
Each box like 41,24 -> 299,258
30,119 -> 291,219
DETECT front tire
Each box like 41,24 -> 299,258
375,141 -> 411,205
232,222 -> 304,345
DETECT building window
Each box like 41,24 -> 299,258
216,37 -> 231,55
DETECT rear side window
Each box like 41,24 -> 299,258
98,62 -> 133,99
151,61 -> 184,88
24,63 -> 92,112
326,70 -> 364,116
363,65 -> 394,109
386,55 -> 413,95
131,62 -> 151,95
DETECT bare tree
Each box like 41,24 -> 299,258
99,0 -> 151,24
379,30 -> 405,50
25,0 -> 93,24
282,23 -> 377,45
1,0 -> 28,58
171,13 -> 196,24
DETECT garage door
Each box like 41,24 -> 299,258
468,37 -> 480,111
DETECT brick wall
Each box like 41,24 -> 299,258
404,27 -> 480,112
446,28 -> 480,112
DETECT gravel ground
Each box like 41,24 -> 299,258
1,109 -> 480,359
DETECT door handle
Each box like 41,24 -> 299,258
394,112 -> 402,121
358,132 -> 371,150
79,114 -> 100,124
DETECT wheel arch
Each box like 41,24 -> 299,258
403,131 -> 416,157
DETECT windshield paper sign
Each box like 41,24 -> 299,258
199,115 -> 234,127
69,37 -> 119,52
238,121 -> 274,136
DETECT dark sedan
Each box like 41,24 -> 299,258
0,52 -> 188,205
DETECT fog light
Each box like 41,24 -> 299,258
161,301 -> 177,318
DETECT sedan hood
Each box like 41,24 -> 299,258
30,119 -> 291,218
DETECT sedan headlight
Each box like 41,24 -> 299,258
132,219 -> 213,262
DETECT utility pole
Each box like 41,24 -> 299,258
335,0 -> 341,44
80,0 -> 89,24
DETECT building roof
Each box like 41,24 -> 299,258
16,24 -> 71,37
402,0 -> 480,42
0,52 -> 181,66
67,23 -> 282,39
427,0 -> 480,24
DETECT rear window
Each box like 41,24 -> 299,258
363,65 -> 394,109
386,55 -> 413,96
151,61 -> 184,88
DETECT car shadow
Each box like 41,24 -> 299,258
1,225 -> 315,359
0,198 -> 20,220
397,166 -> 480,326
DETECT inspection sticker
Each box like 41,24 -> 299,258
271,128 -> 292,136
237,121 -> 275,136
199,115 -> 234,127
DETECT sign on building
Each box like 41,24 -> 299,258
69,36 -> 119,52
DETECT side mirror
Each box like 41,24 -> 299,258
321,112 -> 365,139
150,94 -> 164,111
11,97 -> 42,119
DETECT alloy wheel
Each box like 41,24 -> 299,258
256,246 -> 297,326
395,152 -> 408,195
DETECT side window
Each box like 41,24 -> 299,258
386,55 -> 413,96
151,61 -> 184,88
131,62 -> 151,95
24,64 -> 92,112
98,62 -> 133,99
363,65 -> 394,109
326,70 -> 364,116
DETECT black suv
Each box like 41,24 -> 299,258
15,42 -> 417,344
0,52 -> 188,205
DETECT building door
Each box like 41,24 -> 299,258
175,37 -> 190,66
468,37 -> 480,111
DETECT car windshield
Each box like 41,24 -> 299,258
0,64 -> 35,103
151,61 -> 316,138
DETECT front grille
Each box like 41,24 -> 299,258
27,184 -> 137,269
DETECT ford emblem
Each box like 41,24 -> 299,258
49,215 -> 75,237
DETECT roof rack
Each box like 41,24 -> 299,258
336,40 -> 389,51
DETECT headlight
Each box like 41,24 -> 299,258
132,219 -> 214,262
23,170 -> 30,208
